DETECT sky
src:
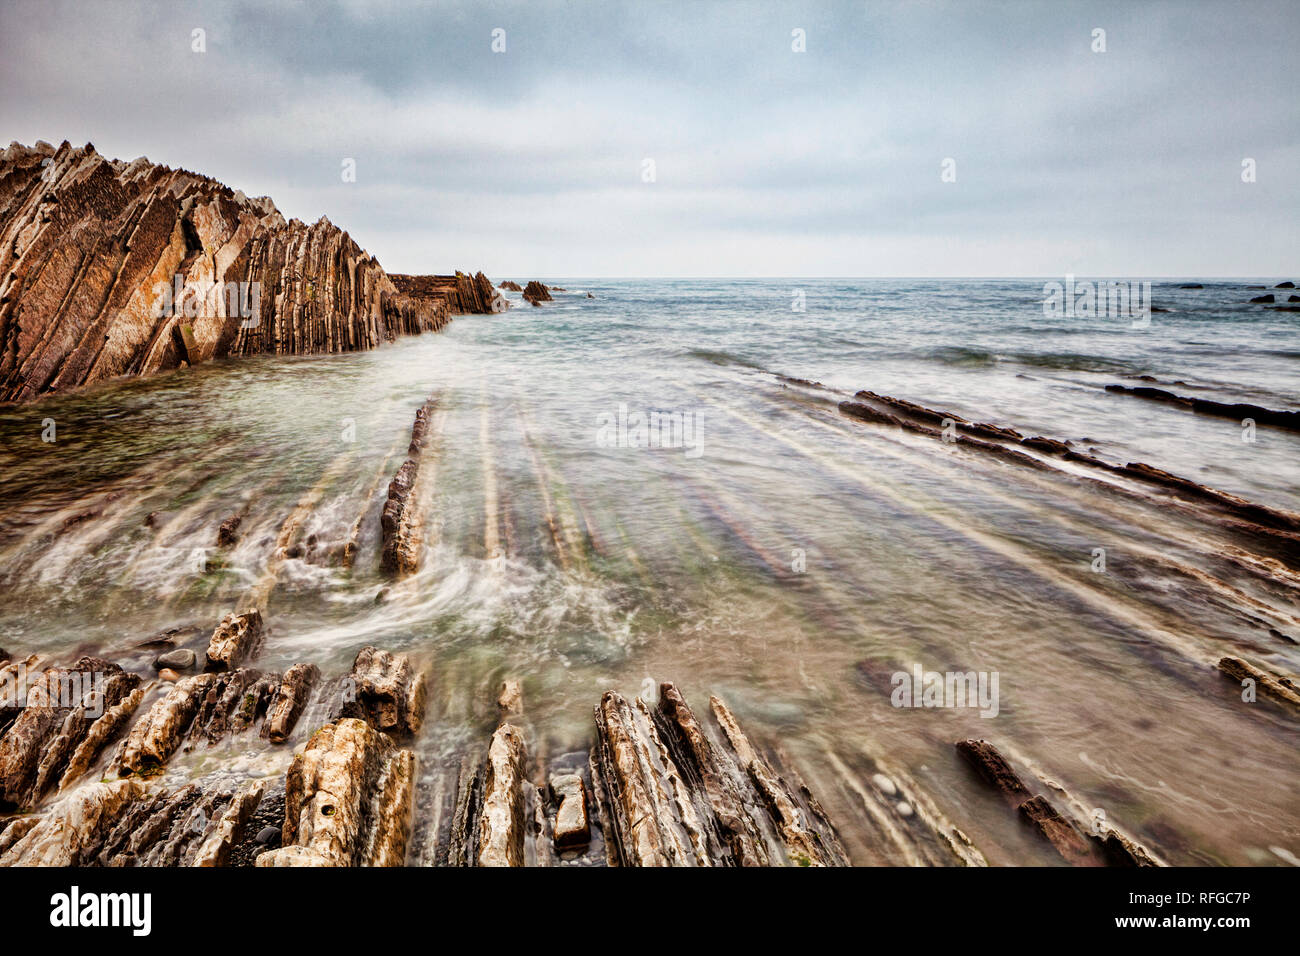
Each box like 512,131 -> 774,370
1,0 -> 1296,277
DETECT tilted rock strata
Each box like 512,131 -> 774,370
522,280 -> 552,305
390,271 -> 506,315
590,684 -> 848,867
381,397 -> 439,576
1218,656 -> 1300,710
1104,383 -> 1300,433
956,738 -> 1158,866
262,662 -> 320,744
475,722 -> 530,866
836,386 -> 1300,560
0,658 -> 141,810
0,141 -> 488,403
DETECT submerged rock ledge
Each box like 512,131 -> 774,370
0,140 -> 496,404
835,386 -> 1300,564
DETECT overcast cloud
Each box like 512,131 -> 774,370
2,0 -> 1296,276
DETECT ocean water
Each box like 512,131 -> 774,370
0,278 -> 1296,865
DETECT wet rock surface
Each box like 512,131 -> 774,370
258,717 -> 415,867
337,646 -> 427,737
389,271 -> 503,315
0,599 -> 1224,868
957,738 -> 1158,867
381,398 -> 438,575
204,610 -> 264,672
1104,383 -> 1300,432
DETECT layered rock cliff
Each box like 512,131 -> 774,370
0,141 -> 494,403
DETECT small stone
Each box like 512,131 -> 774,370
217,514 -> 242,547
255,825 -> 280,845
205,609 -> 264,671
158,668 -> 181,682
551,773 -> 589,849
497,679 -> 523,716
871,773 -> 898,798
153,649 -> 196,671
896,801 -> 914,817
374,587 -> 389,604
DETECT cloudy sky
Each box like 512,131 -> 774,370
2,0 -> 1296,277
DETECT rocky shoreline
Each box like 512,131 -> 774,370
0,610 -> 1175,868
0,611 -> 848,866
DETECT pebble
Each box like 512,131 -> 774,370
871,773 -> 898,797
158,668 -> 181,682
896,801 -> 914,817
154,648 -> 196,671
255,826 -> 280,845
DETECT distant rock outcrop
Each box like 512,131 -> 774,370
389,271 -> 507,315
0,141 -> 494,403
522,281 -> 552,306
498,280 -> 522,292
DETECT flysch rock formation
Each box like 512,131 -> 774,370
389,272 -> 508,315
0,618 -> 427,867
0,140 -> 497,404
0,603 -> 1198,868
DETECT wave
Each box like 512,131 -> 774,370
685,348 -> 769,371
914,346 -> 1143,374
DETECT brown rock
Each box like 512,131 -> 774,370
1218,656 -> 1300,709
476,723 -> 529,866
118,674 -> 219,774
955,738 -> 1033,804
0,659 -> 139,810
522,281 -> 552,304
338,646 -> 426,736
262,662 -> 319,743
550,773 -> 589,850
497,678 -> 523,717
381,397 -> 438,575
216,514 -> 242,547
204,609 -> 264,671
191,779 -> 265,867
709,694 -> 848,866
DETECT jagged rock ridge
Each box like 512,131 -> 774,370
0,140 -> 494,403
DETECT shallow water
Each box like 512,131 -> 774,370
0,279 -> 1296,865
